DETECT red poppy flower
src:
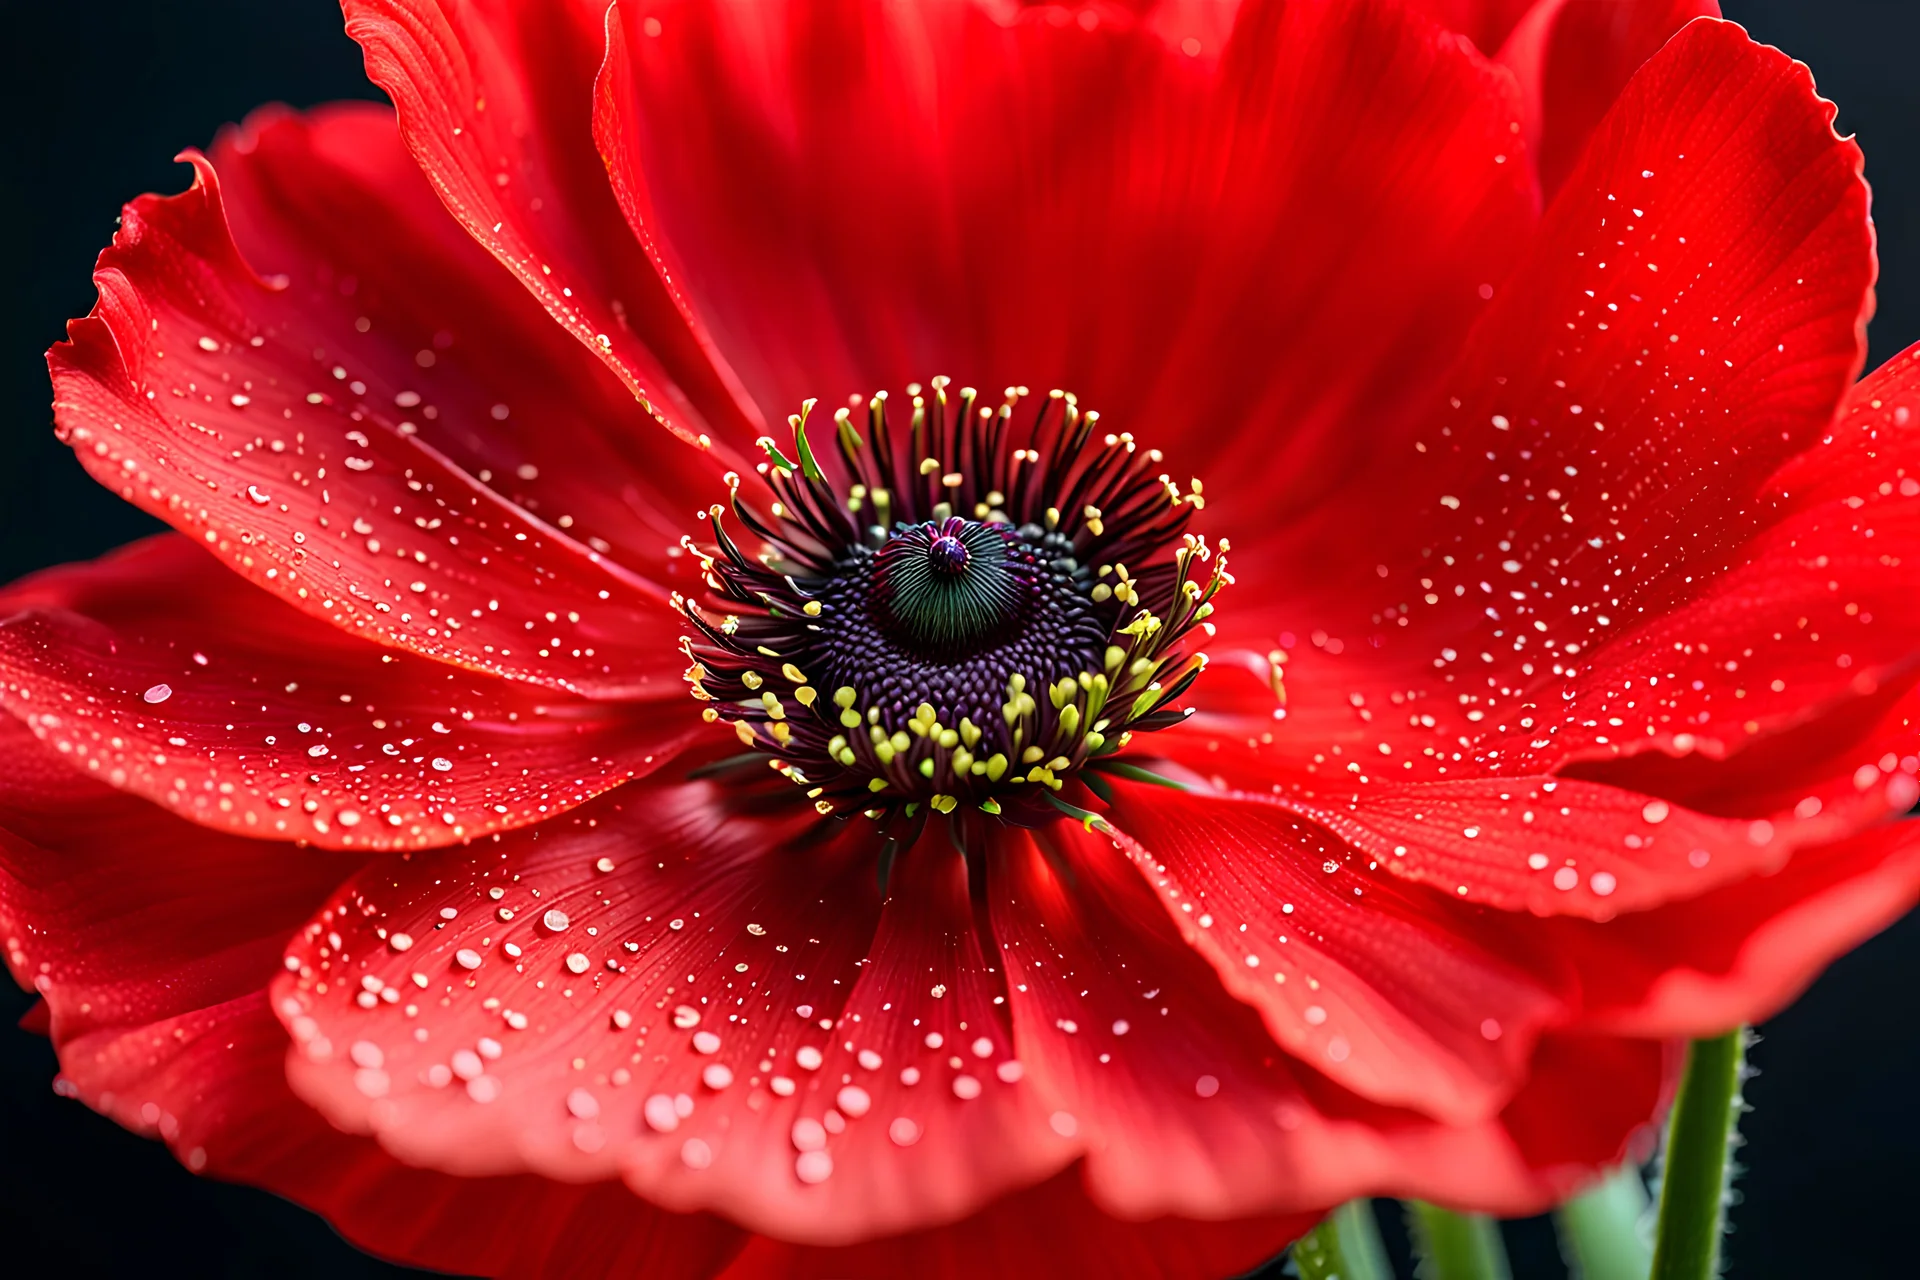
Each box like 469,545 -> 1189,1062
6,0 -> 1918,1275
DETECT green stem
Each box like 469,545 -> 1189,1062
1291,1200 -> 1392,1280
1650,1029 -> 1747,1280
1556,1165 -> 1653,1280
1406,1202 -> 1512,1280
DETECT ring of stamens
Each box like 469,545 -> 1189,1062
677,378 -> 1229,825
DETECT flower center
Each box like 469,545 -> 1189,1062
679,378 -> 1228,825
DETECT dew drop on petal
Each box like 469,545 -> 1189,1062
795,1150 -> 833,1184
643,1093 -> 680,1133
791,1117 -> 827,1152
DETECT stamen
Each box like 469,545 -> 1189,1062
681,380 -> 1228,826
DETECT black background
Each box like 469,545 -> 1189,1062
1,2 -> 1916,1276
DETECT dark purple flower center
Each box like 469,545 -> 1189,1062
679,378 -> 1227,827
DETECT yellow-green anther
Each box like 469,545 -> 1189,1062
1129,657 -> 1154,678
937,729 -> 959,750
762,692 -> 787,720
1047,756 -> 1070,772
959,718 -> 981,748
1105,645 -> 1127,672
952,749 -> 974,777
833,686 -> 858,709
890,731 -> 911,753
979,798 -> 1002,815
868,778 -> 889,792
1021,745 -> 1045,764
875,740 -> 897,766
1059,704 -> 1081,737
986,754 -> 1009,781
838,748 -> 857,766
781,663 -> 806,683
930,794 -> 958,814
1085,732 -> 1106,752
918,759 -> 936,778
828,735 -> 848,756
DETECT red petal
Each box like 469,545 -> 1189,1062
985,821 -> 1656,1217
211,103 -> 739,582
720,1166 -> 1314,1280
1201,19 -> 1877,864
0,718 -> 751,1278
1377,16 -> 1872,653
270,780 -> 1077,1243
339,0 -> 764,449
1401,0 -> 1540,52
599,0 -> 1534,507
0,535 -> 699,850
48,145 -> 686,698
1538,820 -> 1920,1036
1498,1 -> 1720,200
1092,781 -> 1561,1122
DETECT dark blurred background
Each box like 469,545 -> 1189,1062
1,1 -> 1917,1276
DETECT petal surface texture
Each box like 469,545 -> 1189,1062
11,0 -> 1920,1276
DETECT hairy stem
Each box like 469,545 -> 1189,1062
1650,1029 -> 1747,1280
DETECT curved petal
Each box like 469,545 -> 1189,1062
48,146 -> 687,698
212,102 -> 738,582
984,820 -> 1664,1219
1201,19 -> 1879,864
719,1167 -> 1315,1280
1531,820 -> 1920,1037
1093,780 -> 1564,1121
0,722 -> 751,1277
601,0 -> 1535,517
1083,769 -> 1919,1123
1402,0 -> 1538,52
0,535 -> 700,850
1497,1 -> 1720,200
271,778 -> 1078,1244
339,0 -> 765,449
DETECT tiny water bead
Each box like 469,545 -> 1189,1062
679,380 -> 1229,824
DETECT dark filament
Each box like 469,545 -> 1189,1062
678,379 -> 1228,826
